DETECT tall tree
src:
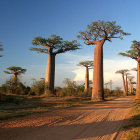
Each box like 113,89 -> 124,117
119,40 -> 140,99
4,66 -> 26,84
30,35 -> 80,95
115,69 -> 128,96
125,72 -> 130,96
128,76 -> 134,94
78,20 -> 130,100
78,61 -> 93,92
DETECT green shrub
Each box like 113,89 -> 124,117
30,79 -> 45,95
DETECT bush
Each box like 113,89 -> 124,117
0,78 -> 30,95
30,79 -> 45,95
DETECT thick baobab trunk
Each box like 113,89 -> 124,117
122,75 -> 126,96
85,67 -> 89,92
92,41 -> 104,100
136,54 -> 140,99
45,53 -> 55,95
125,74 -> 128,96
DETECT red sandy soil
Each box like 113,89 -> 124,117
0,96 -> 134,140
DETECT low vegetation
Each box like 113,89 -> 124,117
123,100 -> 140,140
0,77 -> 125,120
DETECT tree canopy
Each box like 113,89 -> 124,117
115,69 -> 129,75
4,66 -> 26,75
131,68 -> 137,71
78,60 -> 93,68
128,76 -> 134,81
119,40 -> 140,61
30,34 -> 81,54
77,20 -> 130,45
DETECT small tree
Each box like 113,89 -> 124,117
4,66 -> 26,84
63,78 -> 77,96
115,69 -> 128,96
78,61 -> 93,92
78,20 -> 130,100
31,78 -> 45,95
30,35 -> 80,95
119,40 -> 140,99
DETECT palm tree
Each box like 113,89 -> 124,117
4,66 -> 26,84
119,40 -> 140,99
78,20 -> 130,100
78,61 -> 93,92
30,35 -> 80,95
115,69 -> 128,96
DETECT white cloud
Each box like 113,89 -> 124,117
72,58 -> 137,89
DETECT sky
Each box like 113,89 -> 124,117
0,0 -> 140,89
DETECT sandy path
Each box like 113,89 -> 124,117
0,96 -> 134,140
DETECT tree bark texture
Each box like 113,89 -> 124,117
136,54 -> 140,99
85,67 -> 89,92
45,53 -> 55,94
122,75 -> 126,96
92,42 -> 104,100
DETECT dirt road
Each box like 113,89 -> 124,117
0,96 -> 134,140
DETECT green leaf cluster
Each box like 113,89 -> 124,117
4,66 -> 26,75
30,35 -> 81,54
119,40 -> 140,61
77,20 -> 130,43
78,60 -> 93,68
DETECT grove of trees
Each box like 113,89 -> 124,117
1,20 -> 140,100
77,21 -> 130,100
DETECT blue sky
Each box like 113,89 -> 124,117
0,0 -> 140,88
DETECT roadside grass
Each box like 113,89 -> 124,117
123,99 -> 140,140
0,94 -> 117,120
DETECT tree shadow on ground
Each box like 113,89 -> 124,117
0,118 -> 135,140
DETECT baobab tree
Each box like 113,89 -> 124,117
128,76 -> 134,94
125,72 -> 130,95
77,20 -> 129,100
78,60 -> 93,92
30,35 -> 80,95
119,40 -> 140,99
115,69 -> 128,96
4,66 -> 26,84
